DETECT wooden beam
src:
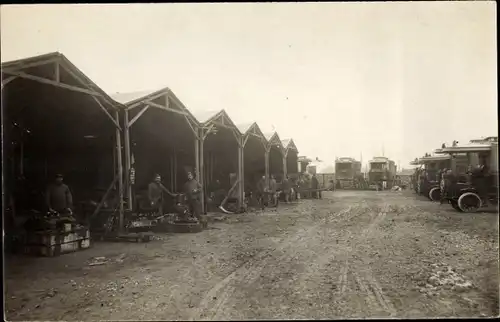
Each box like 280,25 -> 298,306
144,100 -> 188,116
1,76 -> 18,88
128,105 -> 150,128
90,95 -> 121,130
58,62 -> 119,108
2,70 -> 104,97
283,154 -> 288,178
2,57 -> 59,72
239,142 -> 245,209
198,134 -> 205,214
184,115 -> 199,140
265,149 -> 270,188
202,124 -> 215,141
243,134 -> 250,148
231,129 -> 242,147
115,111 -> 125,233
90,174 -> 120,219
123,109 -> 133,211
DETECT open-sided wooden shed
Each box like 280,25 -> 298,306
2,52 -> 126,231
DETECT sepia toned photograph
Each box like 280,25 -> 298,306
1,2 -> 498,320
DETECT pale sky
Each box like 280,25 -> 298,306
1,3 -> 497,168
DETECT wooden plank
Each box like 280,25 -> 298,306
199,134 -> 205,214
2,57 -> 59,72
128,105 -> 150,127
3,70 -> 103,97
144,100 -> 187,116
123,109 -> 133,211
265,149 -> 270,187
90,95 -> 121,130
1,75 -> 18,88
91,174 -> 119,218
115,111 -> 124,233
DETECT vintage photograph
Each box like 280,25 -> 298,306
1,2 -> 498,320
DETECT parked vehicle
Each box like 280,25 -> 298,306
368,157 -> 397,190
436,137 -> 498,212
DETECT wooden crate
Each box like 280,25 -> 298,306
24,227 -> 91,257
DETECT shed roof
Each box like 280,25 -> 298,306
265,132 -> 284,149
438,142 -> 495,154
281,138 -> 298,152
1,51 -> 119,111
191,109 -> 221,125
110,87 -> 199,126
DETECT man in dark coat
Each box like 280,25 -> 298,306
282,175 -> 292,203
148,174 -> 177,215
46,174 -> 73,215
183,171 -> 203,219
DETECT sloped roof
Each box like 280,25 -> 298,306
191,109 -> 221,124
418,155 -> 452,163
281,138 -> 298,152
336,157 -> 358,163
236,122 -> 254,134
369,156 -> 391,163
111,90 -> 155,105
439,142 -> 495,153
2,51 -> 119,110
264,132 -> 276,141
110,87 -> 199,125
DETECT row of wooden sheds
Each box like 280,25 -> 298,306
1,52 -> 300,232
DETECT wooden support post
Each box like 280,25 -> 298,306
123,109 -> 132,211
173,147 -> 178,191
237,139 -> 245,209
265,148 -> 270,187
115,111 -> 124,233
283,150 -> 288,178
170,152 -> 174,191
198,131 -> 205,214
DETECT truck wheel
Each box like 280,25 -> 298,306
458,192 -> 482,213
429,187 -> 441,202
450,200 -> 462,212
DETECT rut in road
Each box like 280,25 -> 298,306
335,201 -> 397,317
190,201 -> 355,321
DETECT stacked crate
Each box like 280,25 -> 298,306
24,224 -> 91,257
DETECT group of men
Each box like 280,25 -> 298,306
147,172 -> 202,220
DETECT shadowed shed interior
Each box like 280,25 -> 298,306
2,64 -> 118,215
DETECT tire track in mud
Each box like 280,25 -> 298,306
336,201 -> 397,317
190,201 -> 353,321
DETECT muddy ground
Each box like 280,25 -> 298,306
4,190 -> 499,320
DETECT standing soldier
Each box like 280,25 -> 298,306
148,174 -> 177,216
183,171 -> 203,220
46,174 -> 73,215
269,175 -> 278,206
282,175 -> 292,203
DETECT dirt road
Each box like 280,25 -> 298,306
4,190 -> 499,320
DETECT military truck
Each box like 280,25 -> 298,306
334,157 -> 362,189
368,157 -> 397,190
437,137 -> 498,212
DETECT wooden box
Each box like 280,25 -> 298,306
24,227 -> 91,257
